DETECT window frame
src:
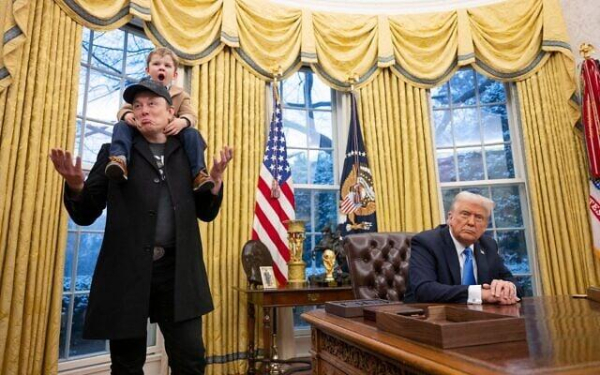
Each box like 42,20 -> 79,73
430,70 -> 540,295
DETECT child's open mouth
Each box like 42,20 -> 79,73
158,73 -> 165,81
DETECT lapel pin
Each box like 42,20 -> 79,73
480,249 -> 485,254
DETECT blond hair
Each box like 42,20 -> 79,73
146,47 -> 179,70
450,191 -> 495,217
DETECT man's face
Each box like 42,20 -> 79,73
447,199 -> 489,246
146,54 -> 178,86
132,91 -> 174,136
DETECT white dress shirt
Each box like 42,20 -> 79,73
449,230 -> 482,304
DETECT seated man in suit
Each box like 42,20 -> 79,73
404,191 -> 521,304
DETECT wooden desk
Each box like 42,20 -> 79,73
303,296 -> 600,375
236,285 -> 354,374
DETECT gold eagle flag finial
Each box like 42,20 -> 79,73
580,43 -> 595,60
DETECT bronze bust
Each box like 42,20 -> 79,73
241,240 -> 274,286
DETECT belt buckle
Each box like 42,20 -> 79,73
153,246 -> 165,261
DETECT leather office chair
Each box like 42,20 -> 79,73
344,232 -> 413,301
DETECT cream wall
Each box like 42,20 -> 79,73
560,0 -> 600,64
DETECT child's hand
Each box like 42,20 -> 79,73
124,113 -> 136,126
164,118 -> 188,136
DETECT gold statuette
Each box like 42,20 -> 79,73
323,249 -> 336,283
285,220 -> 308,288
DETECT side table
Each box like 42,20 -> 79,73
234,285 -> 354,375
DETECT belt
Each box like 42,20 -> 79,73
153,246 -> 173,261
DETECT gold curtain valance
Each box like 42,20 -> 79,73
2,0 -> 575,94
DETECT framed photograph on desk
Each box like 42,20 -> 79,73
260,266 -> 277,289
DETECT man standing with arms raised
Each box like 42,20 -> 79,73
50,78 -> 232,374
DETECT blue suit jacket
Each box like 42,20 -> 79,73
404,224 -> 520,303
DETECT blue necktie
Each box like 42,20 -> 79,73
462,247 -> 476,285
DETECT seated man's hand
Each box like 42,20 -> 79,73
483,281 -> 520,305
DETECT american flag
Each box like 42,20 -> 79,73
252,90 -> 295,285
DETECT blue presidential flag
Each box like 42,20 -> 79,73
339,93 -> 377,235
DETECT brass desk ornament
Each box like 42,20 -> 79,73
285,220 -> 308,288
323,249 -> 336,284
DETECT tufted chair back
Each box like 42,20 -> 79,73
343,232 -> 413,301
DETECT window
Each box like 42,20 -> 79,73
280,69 -> 339,328
430,67 -> 536,296
60,26 -> 156,361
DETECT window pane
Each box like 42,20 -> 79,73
303,234 -> 313,266
126,33 -> 155,77
288,149 -> 308,184
486,144 -> 515,179
70,294 -> 107,357
309,111 -> 333,148
441,188 -> 460,213
81,28 -> 91,63
74,119 -> 83,160
59,295 -> 70,359
282,72 -> 305,108
437,149 -> 456,183
464,186 -> 490,198
515,275 -> 533,297
294,190 -> 311,232
310,150 -> 334,185
82,121 -> 113,165
86,70 -> 121,123
64,233 -> 76,292
283,110 -> 307,148
492,185 -> 523,227
315,191 -> 338,231
456,147 -> 484,181
477,72 -> 506,104
78,67 -> 88,116
452,108 -> 480,147
75,233 -> 103,291
431,83 -> 449,108
497,230 -> 529,274
91,30 -> 125,74
293,306 -> 315,328
482,105 -> 510,144
450,69 -> 476,106
308,74 -> 331,110
433,110 -> 452,148
87,209 -> 107,231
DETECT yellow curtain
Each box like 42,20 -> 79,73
0,0 -> 29,91
0,1 -> 81,374
358,69 -> 440,232
191,48 -> 265,375
42,0 -> 571,93
517,54 -> 600,295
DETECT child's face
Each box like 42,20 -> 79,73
146,54 -> 178,86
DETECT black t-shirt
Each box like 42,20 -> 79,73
148,142 -> 176,247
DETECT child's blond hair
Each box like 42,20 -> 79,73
146,47 -> 180,70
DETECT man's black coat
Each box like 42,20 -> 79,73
404,224 -> 521,303
64,134 -> 223,339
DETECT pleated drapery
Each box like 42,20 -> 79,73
0,1 -> 81,374
1,0 -> 566,94
191,49 -> 265,375
358,70 -> 440,232
517,54 -> 600,296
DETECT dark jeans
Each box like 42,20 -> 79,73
109,251 -> 206,375
110,121 -> 207,176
